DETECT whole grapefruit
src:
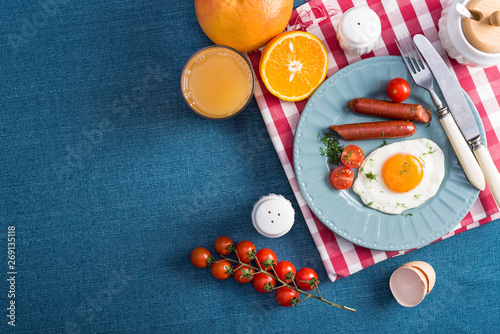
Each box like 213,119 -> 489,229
195,0 -> 294,53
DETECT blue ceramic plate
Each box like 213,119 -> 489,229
293,56 -> 484,251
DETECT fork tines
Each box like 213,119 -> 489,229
395,35 -> 426,74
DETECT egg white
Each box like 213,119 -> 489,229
352,138 -> 445,214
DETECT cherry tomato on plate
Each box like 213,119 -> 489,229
210,260 -> 233,280
255,248 -> 277,271
190,247 -> 213,268
253,273 -> 276,293
214,236 -> 234,256
296,268 -> 319,291
233,264 -> 255,284
386,78 -> 411,102
341,145 -> 364,168
330,166 -> 354,190
275,287 -> 300,307
235,240 -> 257,263
275,261 -> 296,283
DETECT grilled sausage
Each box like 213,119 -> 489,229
329,121 -> 417,141
348,98 -> 432,123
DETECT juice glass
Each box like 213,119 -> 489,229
181,45 -> 255,120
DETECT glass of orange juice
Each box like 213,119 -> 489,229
181,45 -> 255,120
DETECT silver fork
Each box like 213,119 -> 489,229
395,36 -> 445,113
395,35 -> 485,191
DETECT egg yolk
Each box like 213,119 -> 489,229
382,154 -> 423,193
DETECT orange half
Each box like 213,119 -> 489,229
259,31 -> 328,102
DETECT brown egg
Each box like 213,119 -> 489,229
389,261 -> 436,307
401,261 -> 436,293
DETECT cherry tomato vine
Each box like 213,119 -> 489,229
190,236 -> 356,312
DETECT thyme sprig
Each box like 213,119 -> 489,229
318,130 -> 344,166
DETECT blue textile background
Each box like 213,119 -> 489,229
0,0 -> 498,333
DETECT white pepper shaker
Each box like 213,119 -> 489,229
337,7 -> 382,56
251,194 -> 295,238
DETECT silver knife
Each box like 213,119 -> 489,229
414,34 -> 500,205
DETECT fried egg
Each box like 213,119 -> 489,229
352,138 -> 445,214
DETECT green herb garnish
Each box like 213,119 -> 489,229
379,139 -> 388,147
318,131 -> 344,166
419,153 -> 426,165
365,171 -> 378,181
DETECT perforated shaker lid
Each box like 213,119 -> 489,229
251,194 -> 295,238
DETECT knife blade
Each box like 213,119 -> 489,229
414,34 -> 500,205
413,35 -> 480,142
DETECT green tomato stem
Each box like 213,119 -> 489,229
298,295 -> 311,303
220,254 -> 356,312
316,284 -> 323,300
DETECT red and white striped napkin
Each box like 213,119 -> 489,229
247,0 -> 500,281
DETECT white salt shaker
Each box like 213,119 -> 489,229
337,7 -> 382,56
251,194 -> 295,238
439,0 -> 500,67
